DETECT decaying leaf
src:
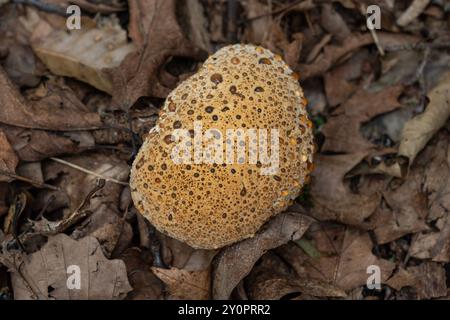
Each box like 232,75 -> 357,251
31,17 -> 136,93
152,266 -> 211,300
310,153 -> 380,226
281,224 -> 395,292
370,168 -> 428,244
297,32 -> 420,79
212,212 -> 313,299
158,235 -> 217,271
3,234 -> 132,299
120,247 -> 164,300
408,262 -> 447,299
321,85 -> 404,154
0,124 -> 94,162
41,153 -> 131,257
398,72 -> 450,168
0,130 -> 18,182
247,252 -> 346,299
0,67 -> 101,131
386,268 -> 417,291
109,0 -> 204,109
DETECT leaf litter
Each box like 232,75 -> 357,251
0,0 -> 450,301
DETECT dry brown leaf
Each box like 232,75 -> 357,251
407,262 -> 447,299
2,234 -> 132,299
152,266 -> 211,300
243,0 -> 271,44
322,85 -> 403,154
212,212 -> 313,300
158,236 -> 217,271
324,49 -> 368,107
386,268 -> 417,291
0,124 -> 94,162
263,23 -> 303,68
120,247 -> 164,300
297,32 -> 420,79
41,153 -> 131,257
31,17 -> 136,93
247,252 -> 346,299
178,0 -> 212,53
320,3 -> 351,43
0,130 -> 18,182
310,153 -> 380,226
291,224 -> 395,292
398,72 -> 450,167
0,67 -> 101,131
370,169 -> 428,244
109,0 -> 204,109
3,44 -> 40,87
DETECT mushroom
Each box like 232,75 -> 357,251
130,44 -> 314,249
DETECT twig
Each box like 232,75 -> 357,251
0,169 -> 59,191
26,179 -> 105,237
12,0 -> 68,16
49,157 -> 128,186
397,0 -> 431,27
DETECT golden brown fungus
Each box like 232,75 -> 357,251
130,44 -> 314,249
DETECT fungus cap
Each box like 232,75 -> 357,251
130,44 -> 314,249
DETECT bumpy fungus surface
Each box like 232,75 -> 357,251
130,44 -> 314,249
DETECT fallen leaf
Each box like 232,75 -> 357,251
398,71 -> 450,167
0,130 -> 18,182
212,212 -> 313,299
286,224 -> 395,292
109,0 -> 204,109
159,235 -> 218,271
152,266 -> 211,300
310,153 -> 380,226
296,32 -> 420,79
247,252 -> 346,299
2,234 -> 132,299
407,262 -> 447,299
370,168 -> 428,244
1,124 -> 95,162
42,153 -> 131,257
386,268 -> 417,291
242,0 -> 271,44
120,247 -> 164,300
324,49 -> 368,107
0,67 -> 102,131
3,44 -> 40,87
32,17 -> 136,93
321,85 -> 404,154
320,3 -> 351,43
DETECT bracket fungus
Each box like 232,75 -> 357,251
130,44 -> 314,249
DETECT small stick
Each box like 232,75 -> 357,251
49,157 -> 128,186
397,0 -> 431,27
12,0 -> 68,16
0,169 -> 59,191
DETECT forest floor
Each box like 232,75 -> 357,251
1,0 -> 450,300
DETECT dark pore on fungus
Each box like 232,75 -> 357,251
130,44 -> 314,249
